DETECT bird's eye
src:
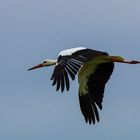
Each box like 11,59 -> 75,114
43,61 -> 47,64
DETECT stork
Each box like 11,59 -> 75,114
28,47 -> 140,124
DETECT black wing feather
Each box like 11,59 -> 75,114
65,66 -> 75,80
63,69 -> 70,91
60,69 -> 65,92
79,62 -> 114,124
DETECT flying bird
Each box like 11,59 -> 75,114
28,47 -> 140,124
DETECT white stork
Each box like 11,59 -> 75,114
28,47 -> 140,124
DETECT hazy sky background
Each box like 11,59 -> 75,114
0,0 -> 140,139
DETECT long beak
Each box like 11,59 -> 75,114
28,63 -> 44,71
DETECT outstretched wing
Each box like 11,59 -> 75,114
79,62 -> 114,124
50,48 -> 107,92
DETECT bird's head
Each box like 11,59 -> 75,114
28,59 -> 57,71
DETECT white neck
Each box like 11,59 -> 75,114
45,59 -> 57,66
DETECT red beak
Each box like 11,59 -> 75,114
28,63 -> 44,71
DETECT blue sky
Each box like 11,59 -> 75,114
0,0 -> 140,139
